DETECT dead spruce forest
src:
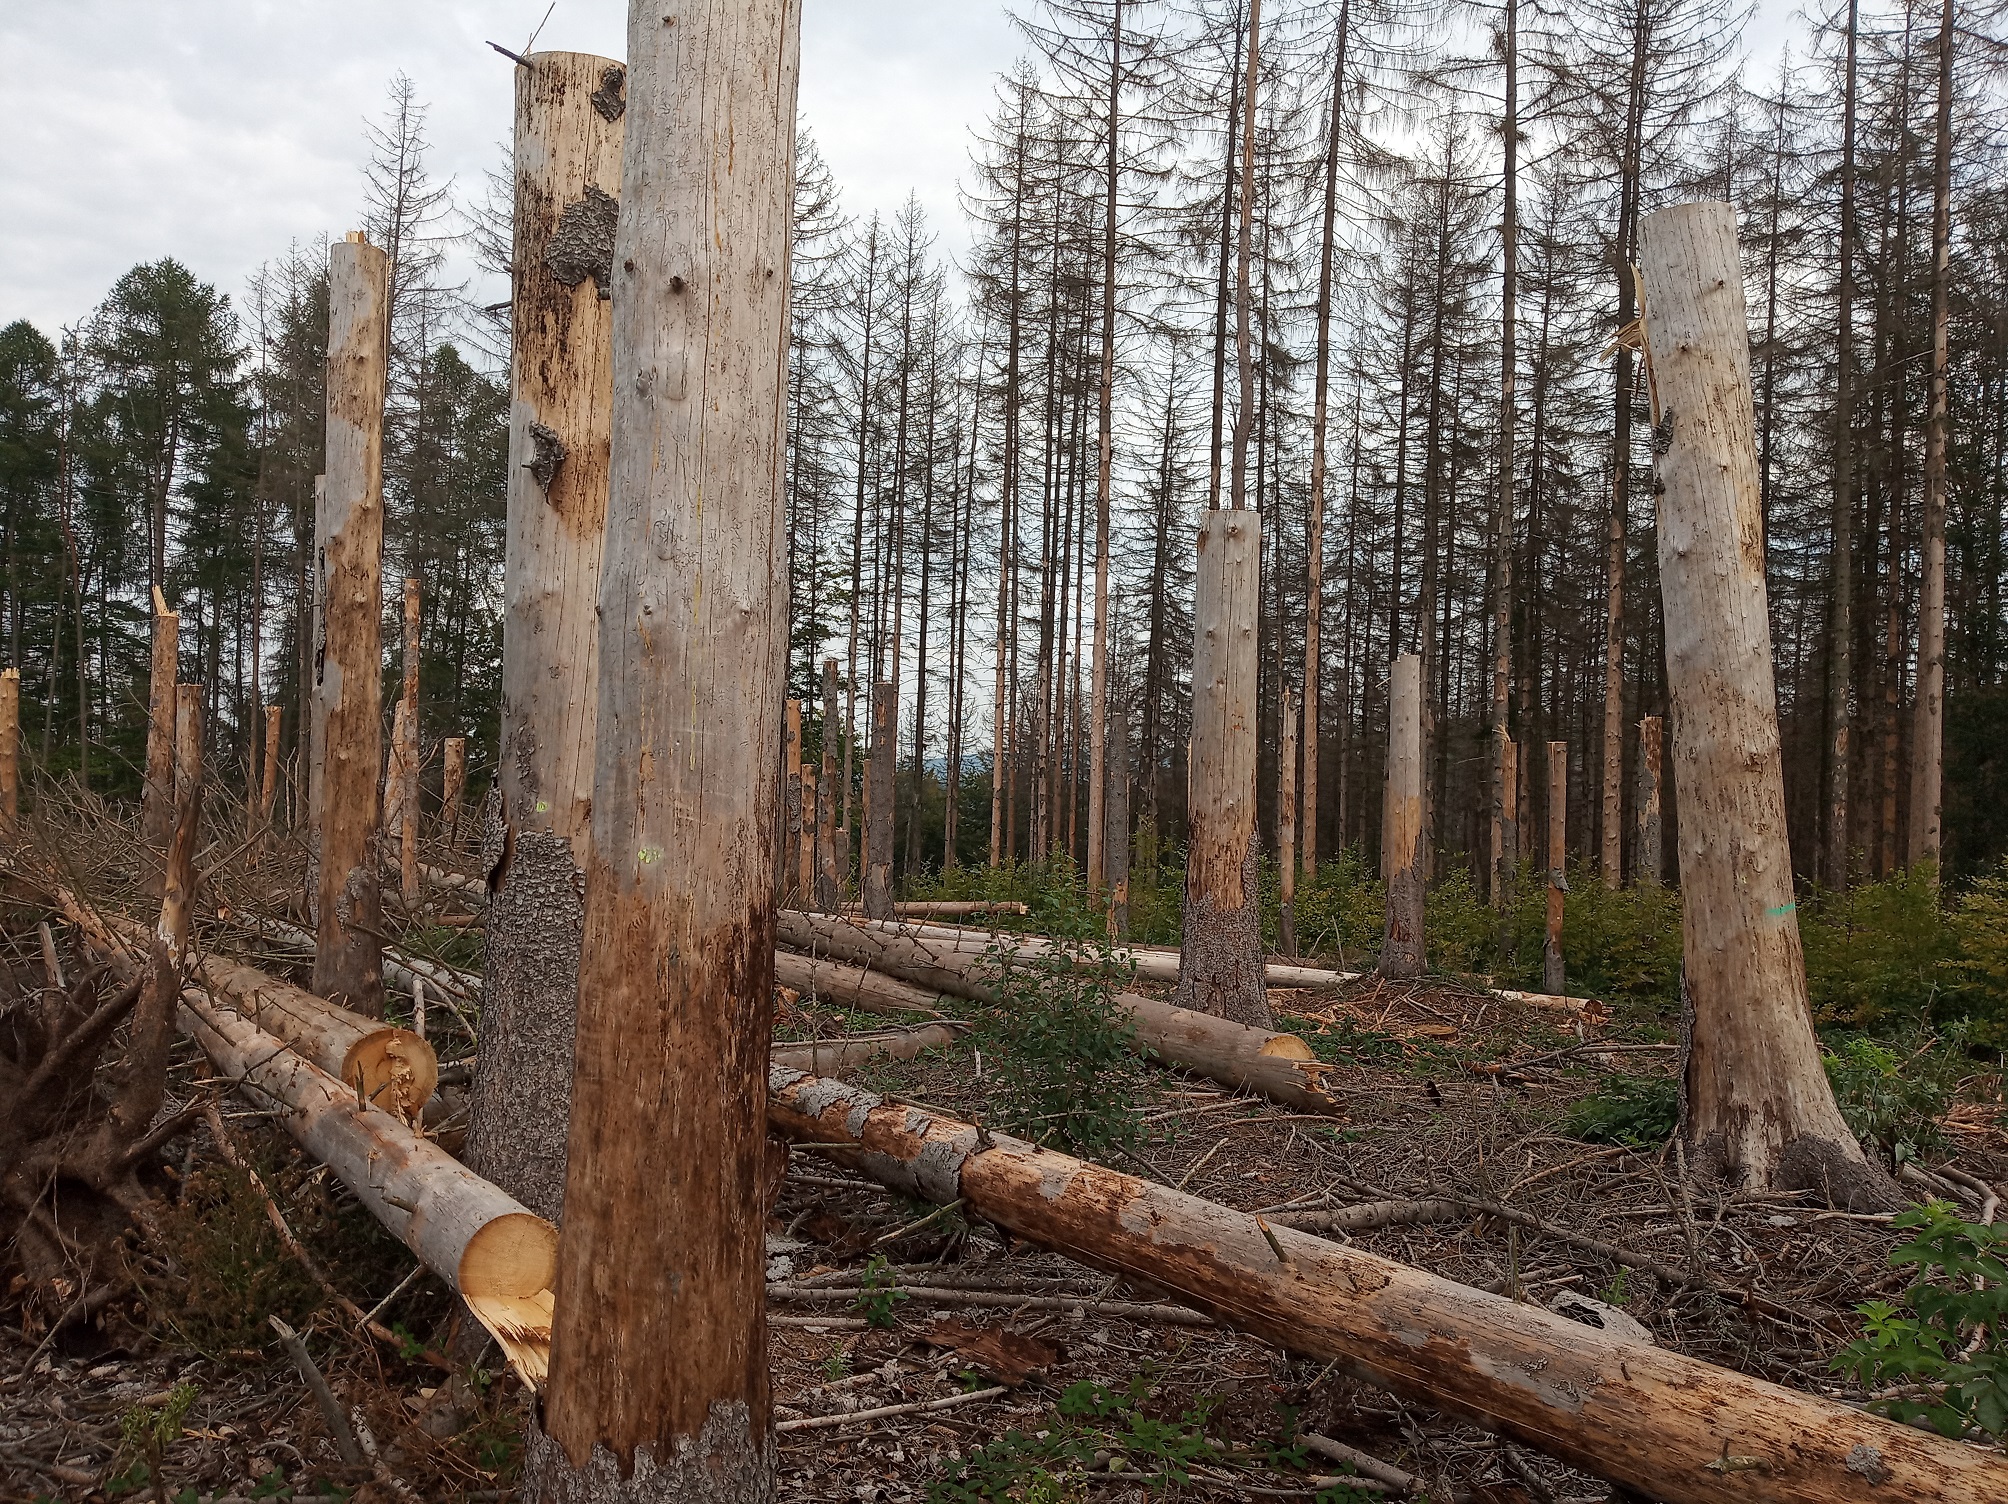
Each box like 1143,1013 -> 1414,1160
7,0 -> 2008,1502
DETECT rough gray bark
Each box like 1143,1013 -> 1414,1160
465,49 -> 623,1228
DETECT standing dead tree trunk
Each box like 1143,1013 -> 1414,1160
1543,741 -> 1567,994
1278,687 -> 1297,958
1179,511 -> 1269,1028
819,656 -> 843,911
862,681 -> 895,920
528,4 -> 799,1497
1908,0 -> 1954,884
1493,730 -> 1519,908
465,50 -> 623,1229
1641,201 -> 1894,1208
1106,703 -> 1131,937
142,600 -> 178,849
0,667 -> 17,832
314,233 -> 389,1019
258,704 -> 282,836
396,576 -> 421,911
783,699 -> 804,905
1636,715 -> 1663,885
441,736 -> 466,848
1378,654 -> 1425,978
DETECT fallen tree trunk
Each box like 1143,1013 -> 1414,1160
777,911 -> 1337,1113
242,911 -> 483,1008
773,949 -> 952,1019
52,894 -> 437,1119
843,901 -> 1031,919
768,1066 -> 2008,1504
180,989 -> 554,1388
771,1024 -> 963,1077
842,916 -> 1596,1013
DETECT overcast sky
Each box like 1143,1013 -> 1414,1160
0,2 -> 1021,338
0,1 -> 1805,342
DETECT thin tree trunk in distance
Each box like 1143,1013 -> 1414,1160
1636,715 -> 1663,885
1229,0 -> 1261,514
1278,686 -> 1297,958
820,657 -> 843,910
1909,0 -> 1954,883
1826,0 -> 1861,892
1379,653 -> 1424,979
174,684 -> 201,810
0,667 -> 17,832
1492,0 -> 1520,907
1497,731 -> 1518,902
863,680 -> 895,920
398,576 -> 421,910
143,602 -> 178,848
259,704 -> 282,832
314,233 -> 388,1019
1087,0 -> 1121,898
467,49 -> 622,1228
1544,741 -> 1566,995
441,736 -> 466,847
801,766 -> 820,907
531,4 -> 798,1493
783,698 -> 803,905
1179,511 -> 1269,1027
1107,703 -> 1131,937
1640,201 -> 1893,1208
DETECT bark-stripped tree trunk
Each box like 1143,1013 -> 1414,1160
0,667 -> 17,832
768,1069 -> 2008,1504
1544,741 -> 1567,995
1379,654 -> 1425,978
1278,687 -> 1297,957
783,699 -> 804,906
258,704 -> 282,836
174,684 -> 201,809
1909,0 -> 1954,883
314,233 -> 389,1019
467,50 -> 623,1229
800,766 -> 820,906
1636,715 -> 1663,885
1180,511 -> 1269,1028
527,4 -> 798,1496
142,603 -> 178,849
1640,201 -> 1894,1208
1494,730 -> 1519,908
862,681 -> 895,920
441,736 -> 466,847
397,575 -> 421,910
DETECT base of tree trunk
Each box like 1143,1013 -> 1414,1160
1685,1129 -> 1904,1213
465,813 -> 586,1224
1174,846 -> 1270,1028
521,1403 -> 774,1504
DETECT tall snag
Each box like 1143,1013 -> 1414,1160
314,233 -> 388,1018
527,2 -> 799,1497
465,50 -> 623,1227
1640,201 -> 1894,1208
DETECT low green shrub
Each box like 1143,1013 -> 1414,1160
1821,1031 -> 1966,1167
1564,1075 -> 1680,1148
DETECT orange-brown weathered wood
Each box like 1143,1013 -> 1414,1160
768,1068 -> 2008,1504
1641,201 -> 1891,1205
314,234 -> 388,1018
441,736 -> 466,846
530,6 -> 800,1497
0,667 -> 18,833
1180,510 -> 1268,1025
465,49 -> 623,1229
259,703 -> 282,832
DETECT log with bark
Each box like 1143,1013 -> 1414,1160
768,1066 -> 2008,1504
773,949 -> 952,1019
776,910 -> 1337,1113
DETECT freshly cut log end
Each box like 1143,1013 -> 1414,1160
461,1210 -> 560,1390
342,1026 -> 438,1121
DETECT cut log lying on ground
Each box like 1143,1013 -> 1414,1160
777,910 -> 1337,1113
774,949 -> 953,1019
179,989 -> 554,1387
842,900 -> 1031,919
768,1066 -> 2008,1504
241,911 -> 484,1008
849,916 -> 1596,1013
51,892 -> 437,1118
772,1024 -> 965,1077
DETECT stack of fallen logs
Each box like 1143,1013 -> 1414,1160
43,893 -> 2008,1503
